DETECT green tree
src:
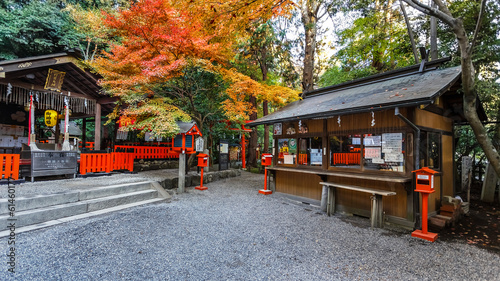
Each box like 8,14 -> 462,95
402,0 -> 500,177
320,0 -> 417,87
0,0 -> 79,60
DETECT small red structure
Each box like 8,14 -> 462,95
259,153 -> 273,195
195,153 -> 209,190
172,122 -> 202,154
411,167 -> 440,242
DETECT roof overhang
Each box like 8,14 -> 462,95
0,50 -> 113,116
249,65 -> 470,127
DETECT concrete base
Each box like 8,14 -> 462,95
411,230 -> 438,242
258,189 -> 272,195
195,186 -> 207,190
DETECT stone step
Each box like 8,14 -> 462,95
0,181 -> 154,214
0,198 -> 166,238
0,189 -> 158,230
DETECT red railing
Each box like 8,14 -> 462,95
1,154 -> 20,180
298,153 -> 308,165
80,153 -> 111,175
331,153 -> 360,165
79,152 -> 135,175
114,145 -> 179,160
111,153 -> 134,172
78,142 -> 95,150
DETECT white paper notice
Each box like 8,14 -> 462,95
284,154 -> 294,164
382,133 -> 402,153
363,135 -> 381,146
385,153 -> 404,162
372,158 -> 385,164
364,147 -> 381,159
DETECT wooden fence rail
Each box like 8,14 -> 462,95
80,152 -> 135,175
0,154 -> 20,180
114,145 -> 179,160
331,153 -> 360,165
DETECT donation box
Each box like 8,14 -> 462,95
261,153 -> 272,166
197,153 -> 208,167
413,167 -> 439,193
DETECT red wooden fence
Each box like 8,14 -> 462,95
111,153 -> 134,172
80,152 -> 135,175
298,154 -> 308,165
1,154 -> 20,180
114,145 -> 179,160
331,153 -> 360,165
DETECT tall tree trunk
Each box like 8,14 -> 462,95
259,47 -> 270,154
399,0 -> 420,63
248,94 -> 258,167
263,101 -> 269,153
402,0 -> 500,177
429,2 -> 438,60
301,0 -> 320,92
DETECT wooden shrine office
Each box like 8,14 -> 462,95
249,58 -> 487,228
0,49 -> 114,151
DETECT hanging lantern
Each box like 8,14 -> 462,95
44,110 -> 58,127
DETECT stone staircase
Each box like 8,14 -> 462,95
0,181 -> 169,237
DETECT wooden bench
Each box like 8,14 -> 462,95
320,182 -> 396,228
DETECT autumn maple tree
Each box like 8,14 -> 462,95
94,0 -> 298,138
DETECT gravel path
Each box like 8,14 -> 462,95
1,171 -> 498,280
0,169 -> 183,198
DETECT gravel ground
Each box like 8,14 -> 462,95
1,171 -> 499,280
0,169 -> 184,198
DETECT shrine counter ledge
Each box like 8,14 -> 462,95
265,166 -> 412,183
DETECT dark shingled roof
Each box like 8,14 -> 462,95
176,121 -> 197,134
249,65 -> 462,126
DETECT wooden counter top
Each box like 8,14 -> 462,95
266,166 -> 412,183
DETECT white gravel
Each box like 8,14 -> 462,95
0,169 -> 182,198
1,171 -> 498,280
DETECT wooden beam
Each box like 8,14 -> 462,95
94,103 -> 101,150
0,55 -> 77,73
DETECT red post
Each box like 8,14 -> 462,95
411,167 -> 439,242
259,154 -> 272,195
241,133 -> 246,169
263,168 -> 268,190
421,193 -> 429,234
195,154 -> 208,190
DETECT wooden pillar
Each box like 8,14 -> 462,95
241,131 -> 246,169
178,152 -> 186,193
94,103 -> 101,150
81,118 -> 86,150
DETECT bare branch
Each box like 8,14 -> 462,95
432,0 -> 453,17
470,0 -> 487,54
402,0 -> 456,27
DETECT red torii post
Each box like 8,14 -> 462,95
225,121 -> 252,169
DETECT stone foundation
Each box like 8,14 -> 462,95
158,169 -> 242,190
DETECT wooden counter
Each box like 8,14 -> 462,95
266,166 -> 412,183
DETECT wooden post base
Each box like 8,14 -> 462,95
411,229 -> 438,242
258,189 -> 272,195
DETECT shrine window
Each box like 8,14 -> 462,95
329,132 -> 406,173
329,135 -> 361,169
420,132 -> 441,170
277,138 -> 297,165
298,137 -> 323,166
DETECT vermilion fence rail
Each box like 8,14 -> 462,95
331,153 -> 360,165
1,154 -> 20,180
114,145 -> 179,160
79,152 -> 135,175
80,153 -> 111,175
298,154 -> 308,165
111,152 -> 134,171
